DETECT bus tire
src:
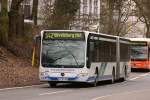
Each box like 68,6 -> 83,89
120,66 -> 127,82
48,82 -> 57,87
111,68 -> 115,84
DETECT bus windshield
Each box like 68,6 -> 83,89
42,40 -> 85,68
130,46 -> 148,61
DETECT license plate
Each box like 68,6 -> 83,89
58,77 -> 67,81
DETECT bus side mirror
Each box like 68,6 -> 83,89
33,35 -> 41,45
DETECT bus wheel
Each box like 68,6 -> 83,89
48,82 -> 57,87
119,67 -> 127,82
111,68 -> 115,84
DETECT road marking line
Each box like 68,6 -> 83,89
140,73 -> 149,77
39,90 -> 72,96
129,76 -> 140,80
129,73 -> 150,81
0,84 -> 47,91
91,88 -> 150,100
91,94 -> 113,100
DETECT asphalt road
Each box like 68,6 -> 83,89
0,72 -> 150,100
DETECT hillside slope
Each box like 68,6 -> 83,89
0,46 -> 40,88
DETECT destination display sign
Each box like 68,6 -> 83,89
43,31 -> 85,40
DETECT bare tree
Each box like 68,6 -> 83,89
100,0 -> 133,36
114,0 -> 132,36
41,0 -> 54,28
41,0 -> 80,29
132,0 -> 150,37
8,0 -> 24,39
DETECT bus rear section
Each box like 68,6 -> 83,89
130,38 -> 150,71
86,34 -> 130,85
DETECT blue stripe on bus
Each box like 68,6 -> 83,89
68,77 -> 78,81
42,76 -> 78,81
86,76 -> 96,82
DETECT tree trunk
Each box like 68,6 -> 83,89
8,11 -> 18,38
17,13 -> 24,36
0,0 -> 8,45
8,0 -> 24,39
32,0 -> 38,25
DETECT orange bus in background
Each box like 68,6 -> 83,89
130,38 -> 150,71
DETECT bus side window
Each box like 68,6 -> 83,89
87,41 -> 94,68
95,41 -> 100,62
90,41 -> 94,61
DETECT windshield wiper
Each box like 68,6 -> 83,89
56,41 -> 79,66
64,47 -> 79,66
43,41 -> 80,67
51,53 -> 70,63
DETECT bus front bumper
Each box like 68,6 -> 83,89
40,75 -> 96,83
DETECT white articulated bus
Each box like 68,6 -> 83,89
32,30 -> 130,87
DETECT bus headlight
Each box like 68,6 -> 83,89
78,73 -> 88,77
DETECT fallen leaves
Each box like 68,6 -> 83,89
0,46 -> 41,88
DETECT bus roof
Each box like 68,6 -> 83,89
41,30 -> 119,38
41,30 -> 85,33
129,38 -> 150,42
40,30 -> 130,44
40,30 -> 132,43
